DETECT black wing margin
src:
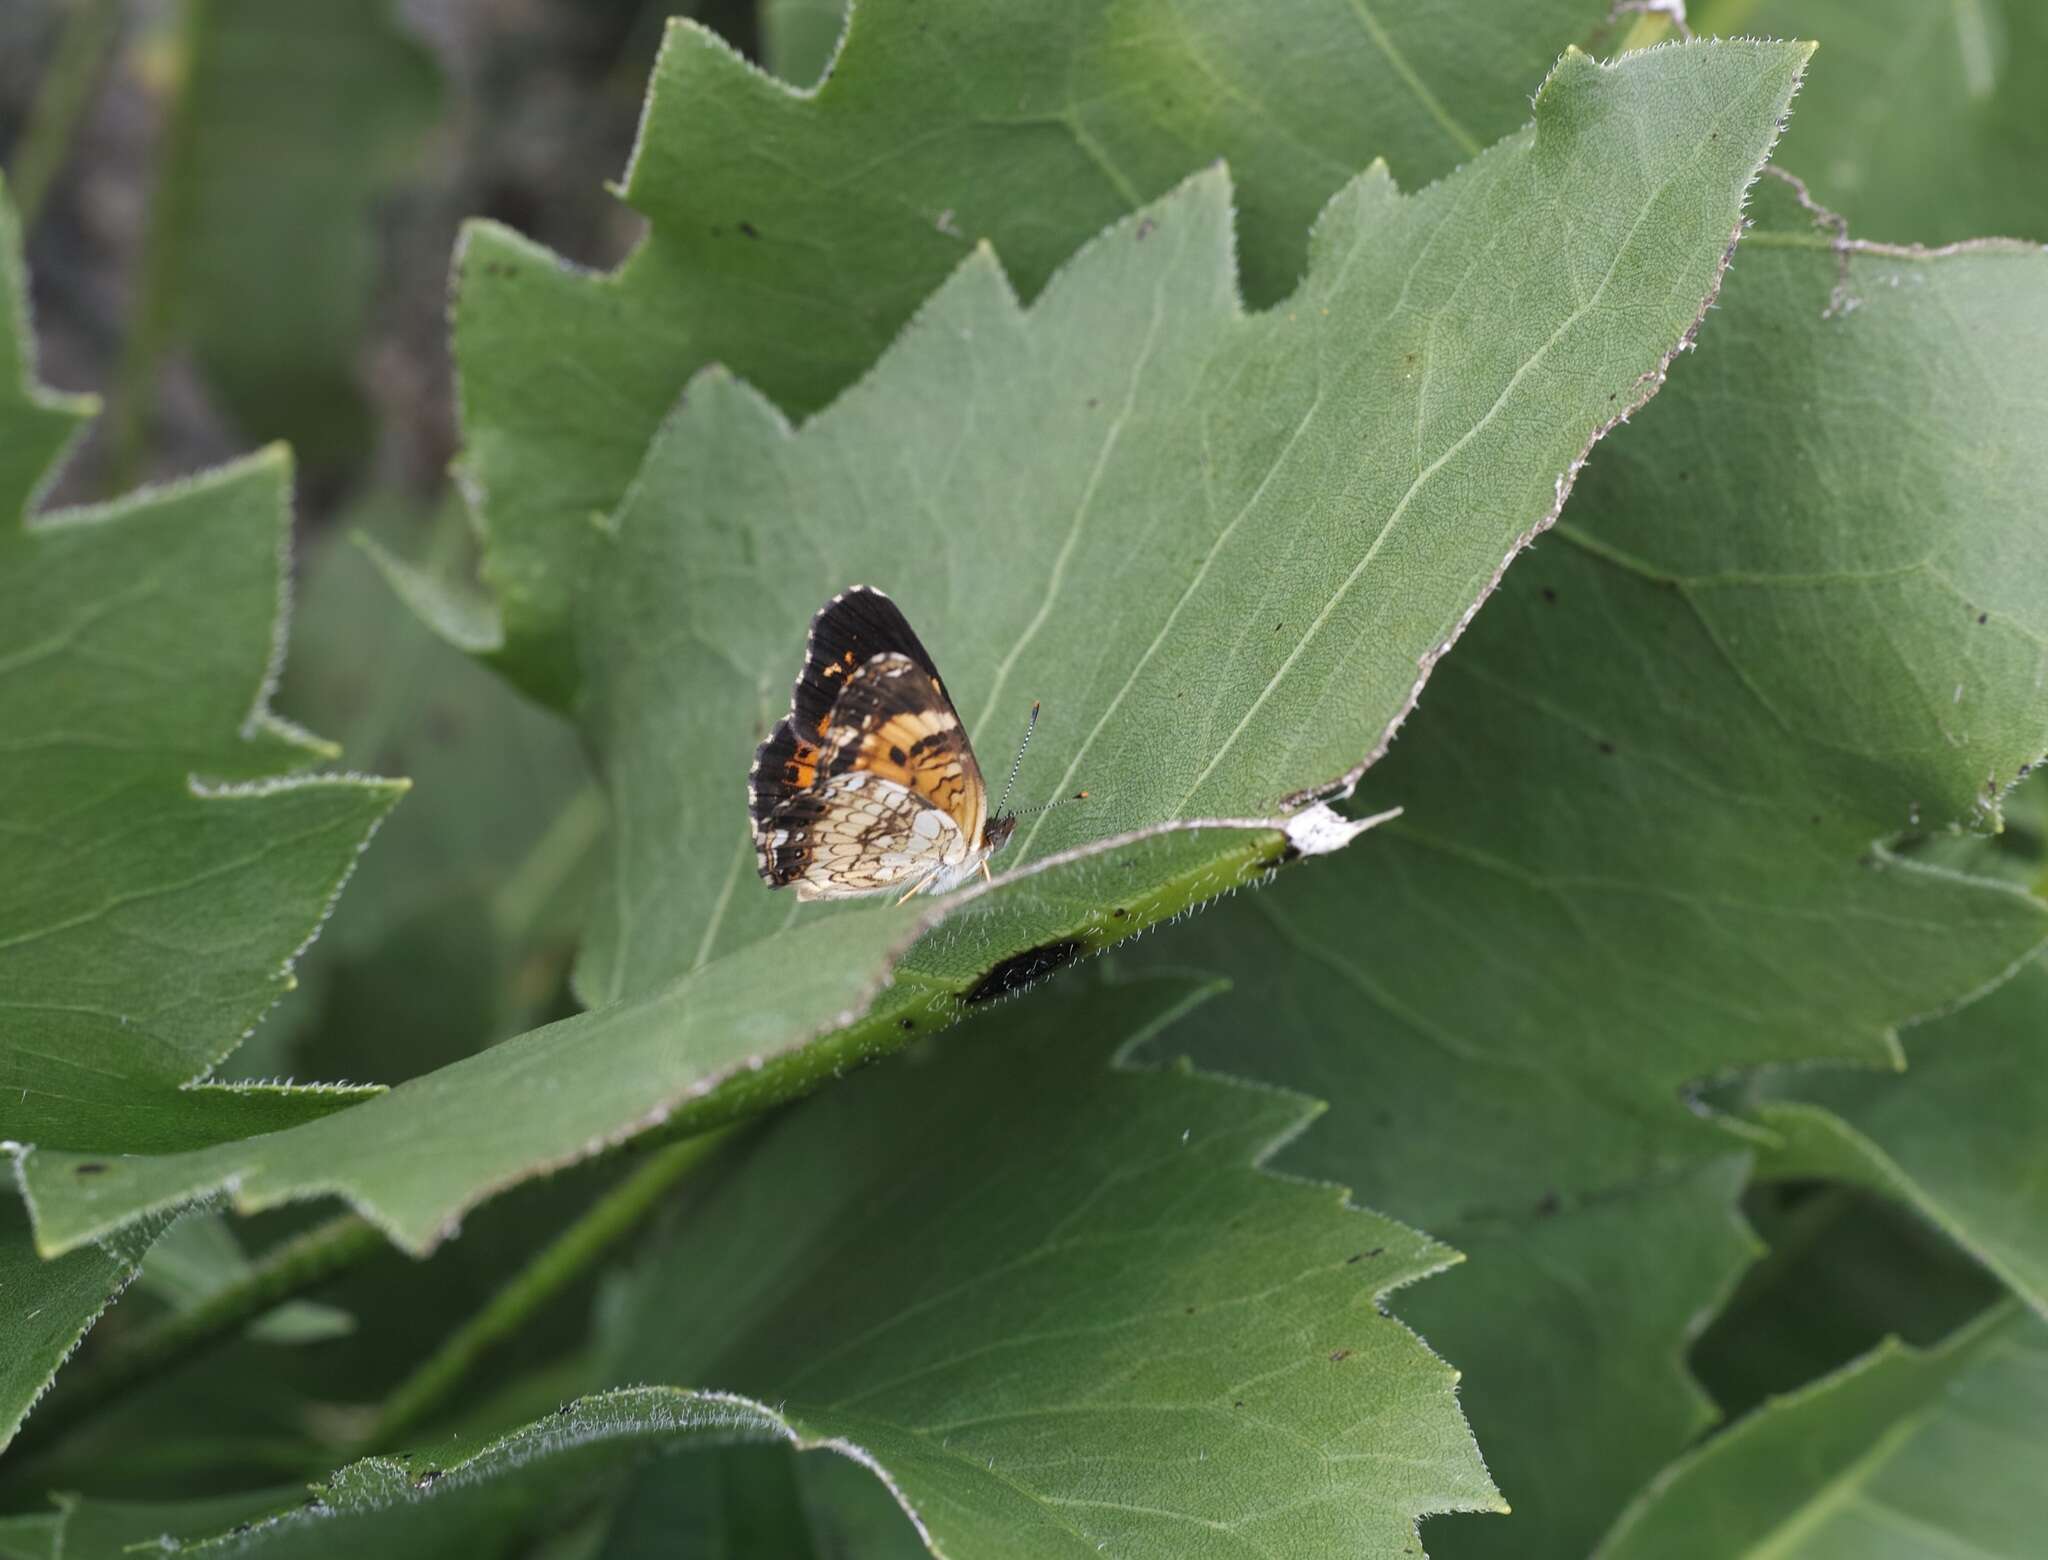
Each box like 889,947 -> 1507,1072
790,586 -> 943,737
749,587 -> 948,885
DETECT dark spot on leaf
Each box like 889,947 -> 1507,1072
1345,1252 -> 1364,1264
1234,1400 -> 1245,1409
738,221 -> 760,239
1329,1348 -> 1353,1363
1536,1190 -> 1561,1217
1135,217 -> 1156,241
1979,612 -> 1989,625
1185,1306 -> 1196,1315
1111,907 -> 1128,919
1087,397 -> 1099,409
1811,815 -> 1822,825
964,938 -> 1087,1005
1541,587 -> 1558,604
74,1162 -> 106,1176
899,1017 -> 915,1032
1597,740 -> 1615,756
1366,1246 -> 1383,1259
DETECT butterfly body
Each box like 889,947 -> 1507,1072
750,588 -> 1016,901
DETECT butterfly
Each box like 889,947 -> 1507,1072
750,586 -> 1040,902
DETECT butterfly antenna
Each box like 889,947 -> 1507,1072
1010,789 -> 1091,819
996,701 -> 1039,821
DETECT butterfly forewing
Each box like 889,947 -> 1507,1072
750,587 -> 995,900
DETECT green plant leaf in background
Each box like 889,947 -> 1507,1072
1728,775 -> 2048,1320
1596,1303 -> 2048,1559
257,507 -> 599,1088
1745,952 -> 2048,1318
20,975 -> 1498,1558
128,1213 -> 352,1345
0,1200 -> 150,1463
0,166 -> 402,1447
454,0 -> 1609,704
1696,0 -> 2048,245
0,443 -> 402,1154
759,0 -> 845,86
149,0 -> 439,470
1690,1183 -> 2009,1424
14,40 -> 1815,1269
578,38 -> 1812,1004
1135,173 -> 2048,1556
1393,1157 -> 1759,1558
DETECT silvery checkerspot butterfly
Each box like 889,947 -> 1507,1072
750,587 -> 1030,902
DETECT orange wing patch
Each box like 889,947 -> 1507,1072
845,708 -> 980,833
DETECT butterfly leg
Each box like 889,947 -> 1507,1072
978,859 -> 993,886
895,869 -> 939,906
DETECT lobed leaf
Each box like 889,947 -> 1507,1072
579,40 -> 1812,1000
0,172 -> 401,1446
15,41 -> 1815,1263
1596,1304 -> 2048,1559
1135,174 -> 2048,1553
1697,0 -> 2048,245
21,976 -> 1496,1558
166,0 -> 440,466
1746,952 -> 2048,1318
1394,1159 -> 1759,1559
452,0 -> 1611,704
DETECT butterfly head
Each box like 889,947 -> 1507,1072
983,811 -> 1018,856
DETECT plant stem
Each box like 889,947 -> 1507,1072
108,0 -> 206,491
15,1212 -> 385,1458
5,0 -> 123,231
364,1126 -> 740,1450
492,784 -> 607,949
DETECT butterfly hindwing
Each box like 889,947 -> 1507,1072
750,587 -> 994,899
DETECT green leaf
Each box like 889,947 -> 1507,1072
1157,173 -> 2048,1228
1596,1304 -> 2046,1559
599,973 -> 1496,1556
580,40 -> 1811,1001
0,1510 -> 59,1560
161,0 -> 440,466
1691,1185 -> 2008,1423
256,508 -> 598,1087
1745,951 -> 2048,1317
0,1196 -> 142,1455
1727,779 -> 2048,1322
40,975 -> 1493,1558
0,445 -> 402,1153
15,40 -> 1816,1263
1698,0 -> 2048,244
132,1213 -> 354,1344
20,897 -> 923,1256
1393,1159 -> 1759,1560
0,167 -> 402,1447
452,0 -> 1611,704
1131,175 -> 2048,1552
